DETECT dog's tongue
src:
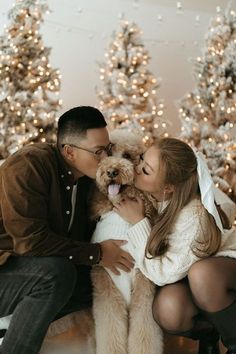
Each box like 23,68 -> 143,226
108,184 -> 120,196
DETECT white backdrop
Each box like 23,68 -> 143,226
0,0 -> 235,135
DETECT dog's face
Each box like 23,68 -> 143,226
95,130 -> 145,203
96,156 -> 134,203
109,130 -> 144,167
110,143 -> 143,167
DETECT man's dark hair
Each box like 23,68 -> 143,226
57,106 -> 107,144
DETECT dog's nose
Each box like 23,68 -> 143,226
107,168 -> 119,179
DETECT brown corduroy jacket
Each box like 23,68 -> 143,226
0,143 -> 101,266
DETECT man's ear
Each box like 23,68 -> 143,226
62,145 -> 74,161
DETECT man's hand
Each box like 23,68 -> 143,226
99,239 -> 134,275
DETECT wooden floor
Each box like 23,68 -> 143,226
164,334 -> 226,354
40,325 -> 227,354
39,310 -> 227,354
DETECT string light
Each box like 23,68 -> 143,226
0,0 -> 62,159
179,3 -> 236,205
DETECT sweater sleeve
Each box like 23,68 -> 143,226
125,205 -> 204,286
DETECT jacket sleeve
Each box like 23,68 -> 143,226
1,154 -> 101,266
125,207 -> 205,286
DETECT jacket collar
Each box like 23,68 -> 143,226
54,144 -> 75,185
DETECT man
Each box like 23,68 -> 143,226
0,106 -> 134,354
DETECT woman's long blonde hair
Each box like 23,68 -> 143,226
146,138 -> 230,259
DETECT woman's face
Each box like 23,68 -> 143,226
134,145 -> 165,200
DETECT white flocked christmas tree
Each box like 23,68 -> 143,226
179,6 -> 236,203
97,19 -> 170,145
0,0 -> 62,160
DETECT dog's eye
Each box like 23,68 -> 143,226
122,152 -> 131,159
140,154 -> 144,161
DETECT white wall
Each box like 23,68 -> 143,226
0,0 -> 235,135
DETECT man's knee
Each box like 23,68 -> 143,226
31,257 -> 77,298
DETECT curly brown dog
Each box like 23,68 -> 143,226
90,130 -> 163,354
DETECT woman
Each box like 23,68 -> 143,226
113,137 -> 236,354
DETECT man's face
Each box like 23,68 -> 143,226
66,127 -> 110,179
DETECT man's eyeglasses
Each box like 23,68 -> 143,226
61,142 -> 114,160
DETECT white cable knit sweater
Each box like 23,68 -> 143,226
124,198 -> 236,286
91,211 -> 138,305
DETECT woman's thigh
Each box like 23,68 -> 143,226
189,256 -> 236,311
152,279 -> 199,332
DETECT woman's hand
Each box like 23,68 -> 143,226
113,196 -> 145,224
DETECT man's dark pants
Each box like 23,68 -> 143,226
0,256 -> 92,354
